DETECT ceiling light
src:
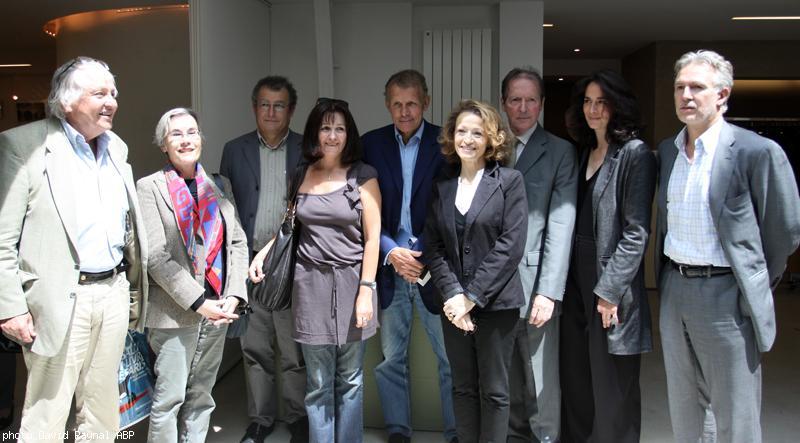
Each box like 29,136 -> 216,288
732,16 -> 800,20
558,77 -> 564,81
573,48 -> 581,53
543,23 -> 554,28
0,64 -> 32,68
12,95 -> 19,101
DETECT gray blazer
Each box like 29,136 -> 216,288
0,117 -> 148,357
137,169 -> 249,329
584,139 -> 656,355
515,125 -> 578,317
655,121 -> 800,352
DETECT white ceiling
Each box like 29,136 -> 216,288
1,0 -> 798,64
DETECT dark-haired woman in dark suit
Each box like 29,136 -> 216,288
559,70 -> 656,443
424,100 -> 527,442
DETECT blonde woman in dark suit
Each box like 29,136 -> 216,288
137,108 -> 249,443
424,100 -> 528,443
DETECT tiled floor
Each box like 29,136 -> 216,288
3,289 -> 799,442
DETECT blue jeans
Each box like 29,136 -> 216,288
302,341 -> 366,443
374,275 -> 456,439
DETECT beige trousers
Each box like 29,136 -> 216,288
18,274 -> 129,443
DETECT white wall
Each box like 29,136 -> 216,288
333,2 -> 412,133
270,1 -> 319,134
499,0 -> 544,99
55,7 -> 191,178
190,0 -> 270,173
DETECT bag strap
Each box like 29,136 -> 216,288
286,162 -> 309,208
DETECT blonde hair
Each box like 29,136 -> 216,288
439,100 -> 512,164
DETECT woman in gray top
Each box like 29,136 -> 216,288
250,98 -> 381,443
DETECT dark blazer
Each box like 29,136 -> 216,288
423,162 -> 528,313
219,129 -> 302,251
362,121 -> 445,313
579,139 -> 655,355
655,121 -> 800,352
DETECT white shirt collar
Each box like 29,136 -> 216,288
674,117 -> 724,158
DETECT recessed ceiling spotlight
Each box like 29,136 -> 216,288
732,16 -> 800,20
558,77 -> 564,81
543,23 -> 554,28
573,48 -> 581,53
12,95 -> 19,101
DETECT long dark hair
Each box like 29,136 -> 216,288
565,70 -> 643,150
301,98 -> 362,165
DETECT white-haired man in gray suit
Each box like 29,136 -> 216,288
0,56 -> 148,442
655,49 -> 800,443
502,67 -> 577,443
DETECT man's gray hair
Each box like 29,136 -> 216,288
674,50 -> 734,112
153,107 -> 201,147
47,56 -> 115,119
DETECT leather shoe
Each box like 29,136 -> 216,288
388,433 -> 411,443
287,416 -> 309,443
240,422 -> 274,443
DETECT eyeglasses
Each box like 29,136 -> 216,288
316,97 -> 349,108
257,101 -> 288,113
168,129 -> 201,140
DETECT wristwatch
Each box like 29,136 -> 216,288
359,280 -> 377,292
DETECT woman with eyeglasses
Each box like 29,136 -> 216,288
250,98 -> 381,442
136,107 -> 249,442
423,100 -> 527,442
559,70 -> 656,443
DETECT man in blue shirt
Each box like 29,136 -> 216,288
362,70 -> 455,443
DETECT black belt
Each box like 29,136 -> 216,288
79,261 -> 128,285
670,260 -> 732,278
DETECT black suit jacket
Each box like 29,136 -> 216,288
219,130 -> 302,251
423,162 -> 528,312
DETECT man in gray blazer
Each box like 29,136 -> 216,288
655,50 -> 800,443
502,67 -> 577,443
219,75 -> 306,443
0,57 -> 148,441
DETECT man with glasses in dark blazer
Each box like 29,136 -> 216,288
220,75 -> 307,443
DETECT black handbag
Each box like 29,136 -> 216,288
250,163 -> 307,311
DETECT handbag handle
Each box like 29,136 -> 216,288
286,162 -> 309,212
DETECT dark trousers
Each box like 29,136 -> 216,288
560,236 -> 641,443
442,308 -> 518,443
0,353 -> 15,410
240,302 -> 307,426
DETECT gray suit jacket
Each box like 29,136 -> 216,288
514,125 -> 578,317
0,117 -> 148,357
586,139 -> 656,354
219,130 -> 302,251
655,121 -> 800,352
137,170 -> 249,328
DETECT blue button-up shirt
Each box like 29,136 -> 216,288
62,120 -> 129,272
394,121 -> 425,238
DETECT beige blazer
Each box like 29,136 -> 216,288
136,169 -> 248,329
0,117 -> 148,357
